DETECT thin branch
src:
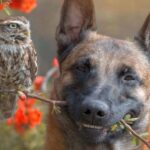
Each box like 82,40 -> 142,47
120,119 -> 150,149
0,90 -> 67,106
26,93 -> 67,106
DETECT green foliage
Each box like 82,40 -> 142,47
0,122 -> 46,150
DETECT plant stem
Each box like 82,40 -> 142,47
26,93 -> 67,106
120,119 -> 150,149
0,90 -> 67,106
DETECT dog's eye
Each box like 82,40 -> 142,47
123,74 -> 136,82
73,59 -> 91,73
75,65 -> 86,72
119,66 -> 139,85
75,64 -> 90,73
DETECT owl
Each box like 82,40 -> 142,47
0,16 -> 37,120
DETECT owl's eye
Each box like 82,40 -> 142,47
8,23 -> 18,29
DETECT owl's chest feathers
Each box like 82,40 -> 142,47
0,44 -> 26,64
0,44 -> 29,87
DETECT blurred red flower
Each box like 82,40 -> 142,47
33,76 -> 44,91
52,57 -> 59,67
27,109 -> 41,128
0,1 -> 10,10
9,0 -> 37,13
0,4 -> 4,10
6,98 -> 42,134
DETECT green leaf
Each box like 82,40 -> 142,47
110,124 -> 119,132
51,105 -> 61,114
140,132 -> 149,138
124,114 -> 132,121
123,114 -> 138,124
127,118 -> 139,122
131,136 -> 139,145
119,124 -> 125,129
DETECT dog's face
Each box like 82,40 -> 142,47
56,0 -> 150,144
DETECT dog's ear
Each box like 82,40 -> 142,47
135,13 -> 150,51
56,0 -> 96,62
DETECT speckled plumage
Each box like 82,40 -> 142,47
0,16 -> 37,119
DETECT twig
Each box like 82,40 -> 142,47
26,93 -> 67,106
120,119 -> 150,149
0,90 -> 67,106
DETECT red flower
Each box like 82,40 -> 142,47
7,98 -> 42,134
9,0 -> 37,13
52,57 -> 59,67
33,76 -> 44,91
0,4 -> 4,10
6,118 -> 13,125
26,98 -> 35,108
28,109 -> 42,128
15,108 -> 28,126
0,1 -> 10,10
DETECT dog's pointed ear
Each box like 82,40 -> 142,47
56,0 -> 96,61
135,13 -> 150,51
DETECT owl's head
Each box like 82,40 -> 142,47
0,16 -> 31,44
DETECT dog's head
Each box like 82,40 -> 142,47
56,0 -> 150,144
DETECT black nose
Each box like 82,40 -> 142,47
80,100 -> 110,123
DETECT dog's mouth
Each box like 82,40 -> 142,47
76,114 -> 139,143
82,123 -> 105,130
78,113 -> 138,130
78,122 -> 113,133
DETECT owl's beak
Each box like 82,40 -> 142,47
24,32 -> 29,36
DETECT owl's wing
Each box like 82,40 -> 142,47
26,42 -> 38,81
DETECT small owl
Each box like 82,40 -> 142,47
0,16 -> 37,120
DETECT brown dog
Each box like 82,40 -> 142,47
45,0 -> 150,150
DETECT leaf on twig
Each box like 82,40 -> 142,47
131,136 -> 139,145
124,114 -> 139,124
51,104 -> 61,114
120,119 -> 150,149
131,132 -> 148,146
110,114 -> 138,133
140,132 -> 149,138
110,124 -> 118,132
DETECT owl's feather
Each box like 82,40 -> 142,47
26,42 -> 38,81
0,94 -> 16,120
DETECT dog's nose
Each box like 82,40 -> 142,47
81,100 -> 110,123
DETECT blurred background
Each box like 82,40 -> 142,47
0,0 -> 150,149
28,0 -> 150,75
0,0 -> 149,75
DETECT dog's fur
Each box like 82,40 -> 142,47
45,0 -> 150,150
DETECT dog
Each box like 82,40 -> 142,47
45,0 -> 150,149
